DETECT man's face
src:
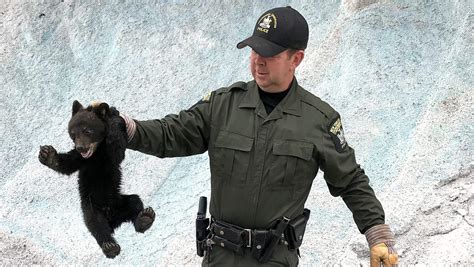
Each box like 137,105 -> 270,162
250,49 -> 303,92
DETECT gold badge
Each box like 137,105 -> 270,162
202,91 -> 211,102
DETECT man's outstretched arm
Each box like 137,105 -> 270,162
318,111 -> 399,266
120,92 -> 213,158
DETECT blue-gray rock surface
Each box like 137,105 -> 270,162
0,0 -> 472,265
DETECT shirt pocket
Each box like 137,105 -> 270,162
270,140 -> 315,189
211,130 -> 254,184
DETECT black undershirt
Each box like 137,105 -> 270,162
258,87 -> 290,115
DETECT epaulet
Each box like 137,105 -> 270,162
215,81 -> 247,95
299,88 -> 336,120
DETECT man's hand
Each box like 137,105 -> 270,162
93,101 -> 136,142
370,242 -> 399,266
365,224 -> 399,266
119,112 -> 136,143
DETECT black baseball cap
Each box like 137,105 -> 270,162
237,6 -> 308,57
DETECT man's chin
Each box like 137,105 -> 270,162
256,82 -> 278,92
255,78 -> 270,89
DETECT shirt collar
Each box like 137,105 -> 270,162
239,78 -> 302,117
238,80 -> 260,108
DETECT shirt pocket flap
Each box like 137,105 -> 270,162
214,131 -> 254,152
273,140 -> 313,161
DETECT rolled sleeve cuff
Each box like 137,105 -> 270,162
365,224 -> 395,248
119,113 -> 137,143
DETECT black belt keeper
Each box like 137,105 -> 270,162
251,230 -> 272,260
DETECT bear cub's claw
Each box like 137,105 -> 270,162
134,207 -> 155,233
101,241 -> 121,258
38,145 -> 59,168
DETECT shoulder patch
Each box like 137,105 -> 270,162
328,116 -> 347,152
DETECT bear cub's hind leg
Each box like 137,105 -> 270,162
110,194 -> 155,233
83,206 -> 121,258
134,207 -> 156,233
100,241 -> 121,259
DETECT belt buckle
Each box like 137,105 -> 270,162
244,229 -> 252,248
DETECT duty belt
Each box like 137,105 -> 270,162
209,218 -> 289,262
207,209 -> 310,263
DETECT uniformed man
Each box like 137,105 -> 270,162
119,6 -> 399,267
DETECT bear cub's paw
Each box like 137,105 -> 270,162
38,145 -> 59,168
134,207 -> 155,233
101,241 -> 121,258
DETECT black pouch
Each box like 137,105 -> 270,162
211,235 -> 244,255
212,220 -> 246,244
284,209 -> 310,249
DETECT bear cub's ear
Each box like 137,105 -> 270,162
72,100 -> 83,115
95,103 -> 110,118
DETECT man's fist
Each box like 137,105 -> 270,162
370,242 -> 399,267
365,224 -> 399,266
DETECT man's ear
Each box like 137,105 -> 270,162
95,103 -> 109,118
72,100 -> 83,115
291,50 -> 305,70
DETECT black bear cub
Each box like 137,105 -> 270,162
39,100 -> 155,258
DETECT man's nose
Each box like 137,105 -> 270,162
252,51 -> 265,65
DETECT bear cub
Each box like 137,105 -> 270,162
39,100 -> 155,258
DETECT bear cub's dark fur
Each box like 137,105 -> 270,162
39,100 -> 155,258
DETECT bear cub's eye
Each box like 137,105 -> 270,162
69,130 -> 76,140
83,128 -> 94,135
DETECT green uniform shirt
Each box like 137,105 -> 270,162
128,79 -> 385,265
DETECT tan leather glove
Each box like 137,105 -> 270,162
365,224 -> 399,266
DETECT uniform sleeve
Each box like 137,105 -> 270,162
318,111 -> 385,233
126,92 -> 213,158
